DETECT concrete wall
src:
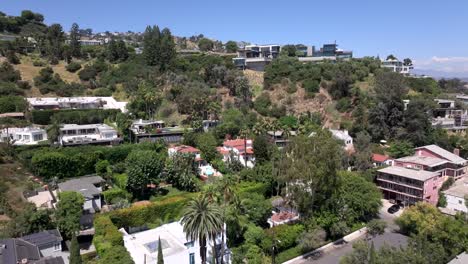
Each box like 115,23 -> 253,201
446,194 -> 468,213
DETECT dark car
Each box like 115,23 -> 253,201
387,204 -> 400,214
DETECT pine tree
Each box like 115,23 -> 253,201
157,236 -> 164,264
159,28 -> 176,70
117,40 -> 129,61
106,39 -> 119,62
143,25 -> 161,66
69,23 -> 81,58
70,234 -> 82,264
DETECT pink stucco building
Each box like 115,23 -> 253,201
376,145 -> 467,205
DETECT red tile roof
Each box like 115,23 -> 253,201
172,145 -> 200,154
372,153 -> 390,162
223,139 -> 248,147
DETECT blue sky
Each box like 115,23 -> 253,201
3,0 -> 468,77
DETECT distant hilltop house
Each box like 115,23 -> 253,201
26,97 -> 128,113
168,145 -> 222,180
376,144 -> 467,206
217,139 -> 255,168
233,43 -> 352,71
381,58 -> 413,75
121,221 -> 229,264
130,119 -> 189,144
59,123 -> 121,146
233,44 -> 280,71
65,38 -> 103,46
0,127 -> 48,146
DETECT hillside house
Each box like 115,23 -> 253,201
59,124 -> 121,146
217,139 -> 255,168
0,127 -> 47,146
168,145 -> 221,180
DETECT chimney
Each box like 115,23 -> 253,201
454,148 -> 460,156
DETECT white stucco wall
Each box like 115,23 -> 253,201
446,194 -> 468,213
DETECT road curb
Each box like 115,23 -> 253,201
282,227 -> 368,264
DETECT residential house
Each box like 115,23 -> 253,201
121,221 -> 229,264
217,139 -> 255,168
330,129 -> 353,152
59,124 -> 121,146
372,153 -> 393,167
268,198 -> 300,227
202,120 -> 219,132
233,44 -> 280,70
442,177 -> 468,214
431,99 -> 468,132
58,176 -> 105,230
168,145 -> 221,180
21,230 -> 69,263
266,130 -> 296,148
26,97 -> 128,112
298,43 -> 353,62
130,120 -> 189,144
381,58 -> 413,75
0,238 -> 64,264
376,144 -> 468,205
0,127 -> 47,145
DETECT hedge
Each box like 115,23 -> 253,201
108,193 -> 196,228
31,108 -> 120,125
276,246 -> 302,263
93,215 -> 133,264
23,143 -> 160,179
236,181 -> 268,198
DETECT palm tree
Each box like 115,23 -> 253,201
181,196 -> 223,264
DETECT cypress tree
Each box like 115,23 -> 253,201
70,234 -> 82,264
69,23 -> 81,58
157,236 -> 164,264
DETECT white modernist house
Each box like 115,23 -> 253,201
122,221 -> 230,264
381,58 -> 413,75
59,124 -> 120,146
0,127 -> 47,145
27,97 -> 128,112
443,177 -> 468,214
330,129 -> 353,151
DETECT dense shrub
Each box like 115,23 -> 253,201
32,60 -> 46,67
31,108 -> 120,125
0,81 -> 24,96
93,87 -> 113,96
0,95 -> 27,113
16,80 -> 31,89
66,61 -> 82,73
303,79 -> 320,94
261,224 -> 305,252
103,188 -> 132,204
236,181 -> 268,198
253,92 -> 271,116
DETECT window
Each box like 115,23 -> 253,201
459,200 -> 463,204
33,134 -> 43,141
189,253 -> 195,264
184,241 -> 194,248
54,242 -> 61,251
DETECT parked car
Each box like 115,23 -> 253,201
387,204 -> 400,214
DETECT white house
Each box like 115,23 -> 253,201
443,177 -> 468,213
121,221 -> 230,264
381,58 -> 413,75
330,129 -> 353,151
59,124 -> 120,146
0,127 -> 47,145
217,139 -> 255,168
27,97 -> 128,112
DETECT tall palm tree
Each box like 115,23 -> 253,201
181,196 -> 223,264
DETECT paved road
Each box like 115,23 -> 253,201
291,200 -> 408,264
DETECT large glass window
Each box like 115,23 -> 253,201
33,134 -> 43,141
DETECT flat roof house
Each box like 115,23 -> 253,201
381,58 -> 413,75
233,44 -> 280,71
130,120 -> 189,144
442,177 -> 468,214
27,97 -> 128,112
1,127 -> 47,146
121,221 -> 229,264
59,124 -> 121,146
376,144 -> 468,205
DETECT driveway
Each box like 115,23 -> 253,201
289,200 -> 408,264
